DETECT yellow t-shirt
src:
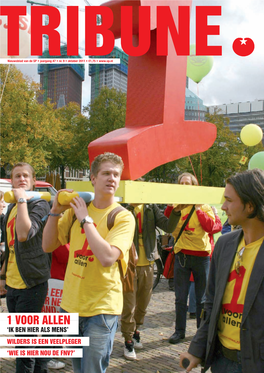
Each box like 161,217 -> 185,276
218,236 -> 263,350
173,204 -> 214,254
58,202 -> 135,317
6,205 -> 26,289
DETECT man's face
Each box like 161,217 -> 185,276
11,165 -> 36,191
91,161 -> 121,196
180,176 -> 192,185
221,183 -> 251,226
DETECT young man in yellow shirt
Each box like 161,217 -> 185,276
180,169 -> 264,373
0,163 -> 51,373
42,153 -> 135,373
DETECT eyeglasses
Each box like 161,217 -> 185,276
235,246 -> 246,275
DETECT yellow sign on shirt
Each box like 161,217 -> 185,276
218,236 -> 264,350
57,202 -> 135,317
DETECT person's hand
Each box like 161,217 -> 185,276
12,188 -> 31,201
70,197 -> 89,223
0,279 -> 7,296
195,204 -> 203,211
173,204 -> 190,212
180,352 -> 202,372
211,206 -> 218,215
51,189 -> 74,215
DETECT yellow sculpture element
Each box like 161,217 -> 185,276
66,181 -> 225,205
4,191 -> 51,203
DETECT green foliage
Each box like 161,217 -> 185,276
176,112 -> 263,186
143,111 -> 263,186
143,162 -> 178,183
50,102 -> 90,172
84,87 -> 127,147
0,65 -> 90,179
0,65 -> 62,175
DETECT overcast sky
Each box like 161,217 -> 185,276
2,0 -> 264,109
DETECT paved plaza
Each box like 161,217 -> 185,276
0,278 -> 202,373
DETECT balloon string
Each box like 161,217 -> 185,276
196,83 -> 202,185
197,84 -> 200,120
188,156 -> 199,185
200,153 -> 203,185
0,65 -> 10,104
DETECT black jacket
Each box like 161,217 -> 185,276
3,199 -> 51,289
189,229 -> 264,372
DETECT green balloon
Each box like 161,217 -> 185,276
187,44 -> 214,83
248,152 -> 264,171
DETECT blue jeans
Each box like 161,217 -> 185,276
61,309 -> 118,373
211,349 -> 242,373
188,281 -> 196,313
174,252 -> 210,333
6,282 -> 48,373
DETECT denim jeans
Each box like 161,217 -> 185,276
6,282 -> 48,373
174,252 -> 210,333
211,349 -> 242,373
188,281 -> 196,313
61,309 -> 118,373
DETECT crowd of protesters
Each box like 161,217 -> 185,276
1,155 -> 263,373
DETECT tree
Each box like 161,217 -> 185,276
84,87 -> 127,146
50,102 -> 90,187
0,65 -> 63,175
175,112 -> 263,186
143,111 -> 263,186
143,161 -> 178,183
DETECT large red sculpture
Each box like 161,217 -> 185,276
88,0 -> 217,180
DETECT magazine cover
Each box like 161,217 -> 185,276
0,0 -> 263,372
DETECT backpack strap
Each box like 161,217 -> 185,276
106,205 -> 128,279
107,206 -> 126,231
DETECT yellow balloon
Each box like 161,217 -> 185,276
240,124 -> 263,146
187,44 -> 214,83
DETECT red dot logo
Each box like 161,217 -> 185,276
232,38 -> 255,56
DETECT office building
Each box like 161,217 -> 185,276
208,100 -> 264,134
185,87 -> 207,121
89,46 -> 128,102
38,45 -> 85,108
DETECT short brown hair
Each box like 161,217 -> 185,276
0,191 -> 4,200
178,172 -> 198,186
91,152 -> 124,177
11,163 -> 36,190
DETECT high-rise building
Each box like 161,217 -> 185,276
89,46 -> 128,102
38,45 -> 85,108
89,49 -> 207,120
208,100 -> 264,134
185,88 -> 207,121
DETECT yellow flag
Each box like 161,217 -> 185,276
239,156 -> 248,165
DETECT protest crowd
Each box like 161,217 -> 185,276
1,153 -> 264,373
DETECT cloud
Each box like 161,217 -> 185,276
189,0 -> 264,105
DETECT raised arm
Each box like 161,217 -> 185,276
42,190 -> 71,253
69,197 -> 135,267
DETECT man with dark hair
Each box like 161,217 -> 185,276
42,152 -> 135,373
180,169 -> 264,373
